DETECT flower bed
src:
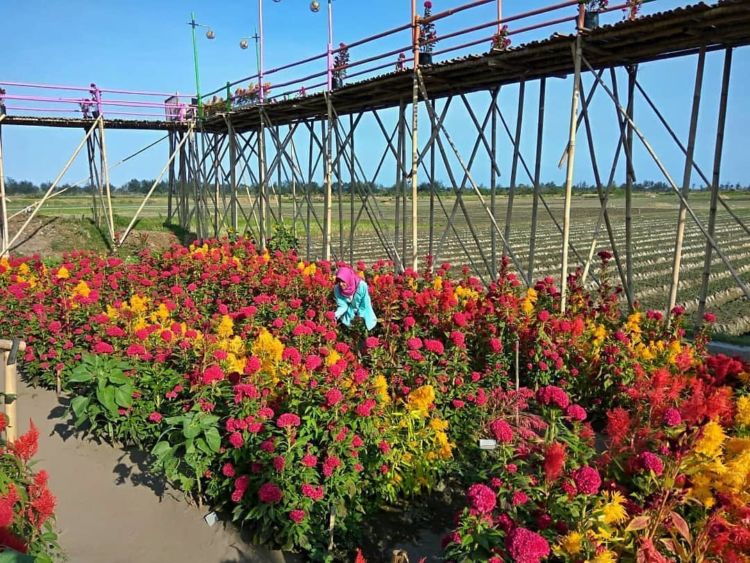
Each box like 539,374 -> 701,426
0,414 -> 60,560
0,241 -> 748,561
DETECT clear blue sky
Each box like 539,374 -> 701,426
2,0 -> 749,189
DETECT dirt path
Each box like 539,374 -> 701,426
15,379 -> 284,563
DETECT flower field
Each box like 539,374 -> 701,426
1,238 -> 749,561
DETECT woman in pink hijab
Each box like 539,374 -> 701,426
333,266 -> 377,331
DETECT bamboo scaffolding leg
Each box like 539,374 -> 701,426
323,95 -> 334,261
349,114 -> 356,264
1,339 -> 25,443
668,47 -> 706,315
696,48 -> 733,328
527,78 -> 546,282
228,122 -> 238,231
560,36 -> 583,313
5,118 -> 101,253
488,88 -> 500,278
167,132 -> 176,224
118,127 -> 194,246
581,53 -> 750,301
428,99 -> 437,269
504,80 -> 525,259
336,120 -> 344,260
624,66 -> 636,310
410,69 -> 420,271
0,118 -> 7,257
259,112 -> 268,248
395,101 -> 405,272
98,118 -> 116,244
86,134 -> 101,229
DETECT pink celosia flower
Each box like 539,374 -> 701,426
572,466 -> 601,495
258,482 -> 283,504
467,483 -> 496,514
506,527 -> 550,563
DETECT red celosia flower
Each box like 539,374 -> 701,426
12,420 -> 39,462
512,490 -> 529,506
536,385 -> 570,409
0,498 -> 13,527
93,341 -> 114,354
277,413 -> 301,428
506,527 -> 550,563
0,413 -> 7,433
222,462 -> 235,477
30,487 -> 56,527
289,509 -> 305,524
0,527 -> 27,553
638,452 -> 664,476
229,432 -> 244,448
565,404 -> 587,421
325,389 -> 344,407
467,483 -> 496,514
258,482 -> 283,504
489,419 -> 513,443
273,456 -> 286,472
572,466 -> 601,495
148,412 -> 163,423
606,407 -> 631,447
543,442 -> 566,483
301,453 -> 318,467
301,483 -> 324,501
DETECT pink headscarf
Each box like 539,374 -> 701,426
335,266 -> 360,298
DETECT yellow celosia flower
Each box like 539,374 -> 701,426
558,531 -> 583,555
133,318 -> 149,333
373,375 -> 390,404
129,294 -> 148,314
225,353 -> 246,374
0,257 -> 10,272
434,430 -> 453,459
601,491 -> 628,525
430,418 -> 449,432
521,287 -> 537,315
407,385 -> 435,417
325,350 -> 341,367
694,420 -> 726,458
591,550 -> 618,563
455,285 -> 480,303
105,305 -> 119,320
433,276 -> 443,292
736,396 -> 750,427
72,280 -> 91,298
56,266 -> 70,279
18,263 -> 30,275
217,315 -> 234,338
252,328 -> 284,379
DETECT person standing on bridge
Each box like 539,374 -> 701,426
333,266 -> 377,333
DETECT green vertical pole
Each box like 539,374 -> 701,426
226,82 -> 232,112
191,12 -> 203,119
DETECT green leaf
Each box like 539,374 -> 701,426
196,437 -> 212,455
108,370 -> 129,385
204,427 -> 221,453
70,396 -> 90,418
114,385 -> 133,408
0,550 -> 36,563
152,441 -> 173,459
183,421 -> 202,440
96,385 -> 118,415
67,365 -> 93,383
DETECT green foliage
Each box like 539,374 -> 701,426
267,222 -> 298,253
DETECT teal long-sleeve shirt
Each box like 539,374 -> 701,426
334,281 -> 377,331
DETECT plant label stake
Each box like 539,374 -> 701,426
479,439 -> 498,450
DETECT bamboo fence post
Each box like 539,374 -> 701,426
696,48 -> 733,327
1,338 -> 26,443
668,47 -> 706,316
560,36 -> 583,313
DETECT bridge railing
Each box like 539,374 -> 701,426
203,0 -> 652,110
0,81 -> 197,122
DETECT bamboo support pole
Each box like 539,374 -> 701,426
624,66 -> 636,310
5,118 -> 101,253
323,95 -> 333,261
98,118 -> 116,244
668,48 -> 705,315
696,48 -> 732,327
1,338 -> 26,443
259,112 -> 268,249
527,78 -> 546,282
395,101 -> 405,272
229,122 -> 238,231
336,121 -> 344,259
0,119 -> 8,258
581,53 -> 750,301
560,36 -> 583,313
410,69 -> 420,272
349,115 -> 356,264
490,88 -> 499,278
504,80 -> 525,258
428,100 -> 436,270
118,126 -> 193,246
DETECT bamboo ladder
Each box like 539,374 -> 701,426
1,337 -> 25,442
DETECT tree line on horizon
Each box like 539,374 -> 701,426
3,177 -> 749,197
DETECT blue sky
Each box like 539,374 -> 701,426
2,0 -> 749,189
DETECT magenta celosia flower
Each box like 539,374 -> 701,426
355,399 -> 377,417
506,527 -> 550,563
301,453 -> 318,467
277,413 -> 301,428
305,354 -> 323,371
93,341 -> 114,354
221,463 -> 235,477
489,419 -> 513,443
467,483 -> 496,514
663,408 -> 682,427
273,456 -> 286,472
258,482 -> 283,504
301,483 -> 324,501
511,490 -> 529,506
202,364 -> 225,385
229,432 -> 244,448
572,466 -> 601,495
638,452 -> 664,476
424,339 -> 444,355
147,412 -> 162,423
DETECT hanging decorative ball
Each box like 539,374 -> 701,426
240,39 -> 249,49
206,29 -> 216,40
310,1 -> 321,12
